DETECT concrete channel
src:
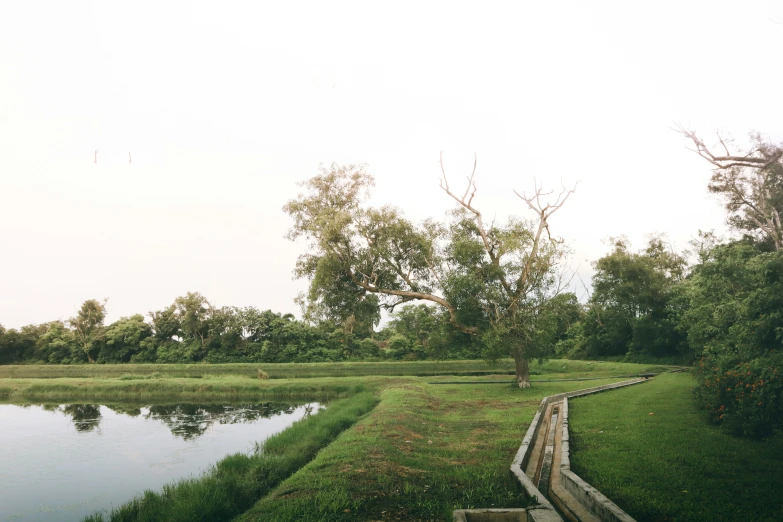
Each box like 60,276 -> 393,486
454,378 -> 651,522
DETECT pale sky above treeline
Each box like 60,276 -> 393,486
1,1 -> 782,328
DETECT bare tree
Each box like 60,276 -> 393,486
677,126 -> 783,250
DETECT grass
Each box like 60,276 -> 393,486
0,358 -> 676,380
237,377 -> 628,521
0,360 -> 672,403
0,360 -> 689,521
0,376 -> 378,403
83,392 -> 379,522
568,372 -> 783,522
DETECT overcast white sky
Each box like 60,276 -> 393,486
1,1 -> 782,328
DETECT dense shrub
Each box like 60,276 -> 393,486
695,353 -> 783,438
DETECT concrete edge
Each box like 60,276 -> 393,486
556,380 -> 647,522
509,379 -> 646,521
510,397 -> 563,521
453,507 -> 563,522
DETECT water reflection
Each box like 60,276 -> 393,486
141,403 -> 300,440
40,402 -> 316,439
0,401 -> 322,522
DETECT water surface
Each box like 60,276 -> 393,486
0,401 -> 321,522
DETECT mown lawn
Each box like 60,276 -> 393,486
568,372 -> 783,522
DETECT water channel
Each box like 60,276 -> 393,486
0,401 -> 322,522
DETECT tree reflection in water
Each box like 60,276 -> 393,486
48,404 -> 103,432
142,403 -> 300,440
45,402 -> 314,439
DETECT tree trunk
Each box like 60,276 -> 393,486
514,353 -> 531,388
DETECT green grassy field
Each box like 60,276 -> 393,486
0,360 -> 696,521
568,372 -> 783,522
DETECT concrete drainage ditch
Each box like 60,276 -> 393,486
455,378 -> 651,522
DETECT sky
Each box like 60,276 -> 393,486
1,0 -> 783,328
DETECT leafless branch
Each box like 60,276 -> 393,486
675,124 -> 783,170
439,152 -> 513,295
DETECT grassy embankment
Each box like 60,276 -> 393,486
237,376 -> 637,521
568,372 -> 783,522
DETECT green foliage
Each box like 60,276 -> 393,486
679,240 -> 783,436
578,236 -> 689,360
284,162 -> 576,385
682,241 -> 783,356
100,315 -> 153,363
37,321 -> 82,364
70,299 -> 108,363
695,353 -> 783,437
0,296 -> 399,366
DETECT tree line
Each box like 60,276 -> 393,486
0,292 -> 506,365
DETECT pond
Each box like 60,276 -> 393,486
0,401 -> 322,522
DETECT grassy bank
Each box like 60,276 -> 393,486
568,372 -> 783,522
238,378 -> 629,521
0,376 -> 376,403
84,391 -> 379,522
0,358 -> 674,380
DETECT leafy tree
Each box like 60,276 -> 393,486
150,304 -> 181,342
387,304 -> 439,351
174,292 -> 212,355
100,315 -> 153,363
580,236 -> 688,359
36,321 -> 81,364
682,239 -> 783,436
682,239 -> 783,358
284,158 -> 575,386
69,299 -> 107,363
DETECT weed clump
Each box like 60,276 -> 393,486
257,369 -> 270,380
